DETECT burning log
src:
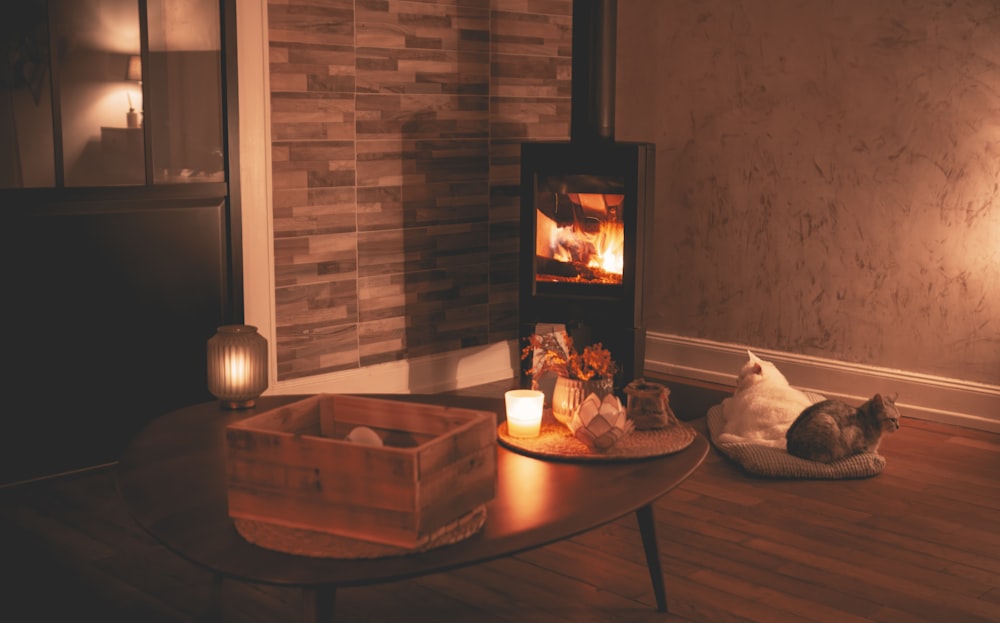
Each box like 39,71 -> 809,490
535,256 -> 621,284
536,256 -> 578,278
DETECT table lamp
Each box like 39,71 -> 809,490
125,54 -> 142,128
207,324 -> 268,409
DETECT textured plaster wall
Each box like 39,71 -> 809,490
616,0 -> 1000,385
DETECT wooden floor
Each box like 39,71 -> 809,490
1,377 -> 998,623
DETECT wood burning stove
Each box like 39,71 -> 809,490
519,141 -> 654,386
519,0 -> 654,388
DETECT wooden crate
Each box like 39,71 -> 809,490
224,394 -> 497,549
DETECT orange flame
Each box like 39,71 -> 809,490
536,192 -> 625,284
589,219 -> 624,275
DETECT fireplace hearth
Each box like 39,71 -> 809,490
518,0 -> 654,390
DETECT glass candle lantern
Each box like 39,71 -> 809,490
207,325 -> 268,409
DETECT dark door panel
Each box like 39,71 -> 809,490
2,194 -> 228,484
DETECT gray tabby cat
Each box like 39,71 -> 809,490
785,394 -> 901,463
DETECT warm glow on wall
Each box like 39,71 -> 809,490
52,0 -> 140,54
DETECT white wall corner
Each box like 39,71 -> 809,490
644,332 -> 1000,433
235,0 -> 279,390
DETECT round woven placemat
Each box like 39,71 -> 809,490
232,504 -> 487,559
498,421 -> 696,461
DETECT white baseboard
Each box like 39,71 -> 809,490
265,340 -> 520,396
644,332 -> 1000,433
262,333 -> 999,434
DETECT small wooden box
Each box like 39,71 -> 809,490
224,394 -> 497,549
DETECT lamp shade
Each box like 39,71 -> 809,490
207,325 -> 268,409
126,55 -> 142,82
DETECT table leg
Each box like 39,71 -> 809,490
201,573 -> 223,622
635,503 -> 668,612
302,586 -> 337,623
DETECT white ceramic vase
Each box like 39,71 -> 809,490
551,375 -> 614,427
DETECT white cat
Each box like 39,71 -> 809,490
717,351 -> 818,449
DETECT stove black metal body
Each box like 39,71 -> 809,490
518,0 -> 655,388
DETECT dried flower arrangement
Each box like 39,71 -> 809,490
520,330 -> 617,382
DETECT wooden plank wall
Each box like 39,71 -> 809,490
267,0 -> 572,381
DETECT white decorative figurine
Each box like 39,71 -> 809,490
569,392 -> 634,451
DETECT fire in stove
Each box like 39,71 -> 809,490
534,174 -> 625,285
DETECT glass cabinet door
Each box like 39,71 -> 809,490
146,0 -> 223,184
0,0 -> 224,188
51,0 -> 143,186
0,1 -> 56,188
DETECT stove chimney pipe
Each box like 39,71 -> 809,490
571,0 -> 617,143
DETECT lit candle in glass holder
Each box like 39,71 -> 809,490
207,325 -> 268,409
504,389 -> 544,438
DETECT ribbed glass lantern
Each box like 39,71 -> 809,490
206,325 -> 268,409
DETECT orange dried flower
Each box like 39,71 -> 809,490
521,330 -> 616,382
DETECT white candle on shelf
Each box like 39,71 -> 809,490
504,389 -> 544,438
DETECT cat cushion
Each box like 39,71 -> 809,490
706,395 -> 886,479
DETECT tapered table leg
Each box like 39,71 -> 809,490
200,573 -> 223,623
302,586 -> 336,623
635,503 -> 668,612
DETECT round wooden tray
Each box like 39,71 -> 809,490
498,420 -> 697,461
